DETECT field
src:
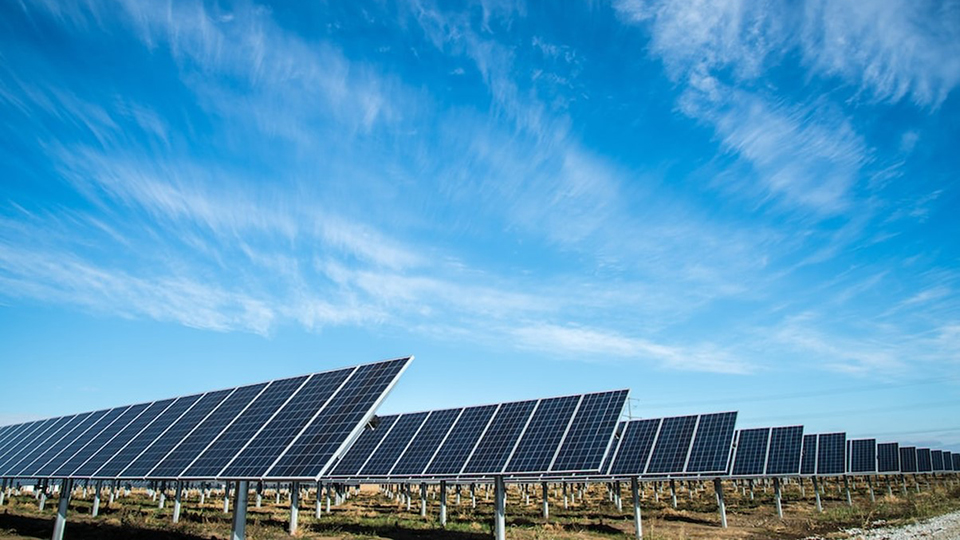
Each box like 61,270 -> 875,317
1,477 -> 959,540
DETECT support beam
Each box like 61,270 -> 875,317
843,476 -> 852,507
91,481 -> 101,518
867,476 -> 875,502
541,482 -> 549,520
173,481 -> 183,523
230,481 -> 248,540
289,482 -> 300,535
670,479 -> 677,509
470,483 -> 476,509
439,481 -> 447,527
631,477 -> 642,540
494,476 -> 506,540
256,482 -> 263,508
773,477 -> 783,519
51,479 -> 73,540
713,478 -> 727,529
615,481 -> 623,512
420,483 -> 427,518
812,476 -> 822,513
315,482 -> 322,519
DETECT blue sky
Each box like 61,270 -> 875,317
1,0 -> 959,451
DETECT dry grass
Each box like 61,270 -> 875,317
1,477 -> 958,540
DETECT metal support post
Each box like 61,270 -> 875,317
420,483 -> 427,517
289,482 -> 300,535
541,482 -> 549,519
867,476 -> 875,502
91,481 -> 101,518
471,483 -> 476,509
714,478 -> 727,528
173,481 -> 183,523
224,483 -> 231,513
315,482 -> 322,519
230,481 -> 248,540
843,476 -> 852,506
439,481 -> 447,527
773,477 -> 783,519
813,476 -> 822,512
670,479 -> 677,509
51,479 -> 73,540
256,482 -> 262,508
615,481 -> 622,512
631,477 -> 642,540
494,476 -> 506,540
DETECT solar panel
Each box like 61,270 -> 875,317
390,409 -> 461,475
931,450 -> 945,472
425,406 -> 498,475
953,453 -> 960,472
766,426 -> 804,476
551,390 -> 628,472
219,367 -> 354,479
608,419 -> 660,476
646,415 -> 698,475
504,395 -> 581,474
462,400 -> 537,474
800,434 -> 817,475
599,422 -> 625,475
943,452 -> 954,472
732,428 -> 769,476
73,399 -> 176,478
686,412 -> 738,474
329,416 -> 399,476
263,357 -> 410,479
0,357 -> 410,482
848,439 -> 877,474
916,448 -> 932,472
816,433 -> 846,476
899,446 -> 917,473
358,413 -> 430,476
877,442 -> 899,474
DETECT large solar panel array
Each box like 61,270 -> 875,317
847,439 -> 877,474
0,358 -> 410,481
328,390 -> 628,479
877,442 -> 900,474
604,412 -> 738,478
729,425 -> 804,477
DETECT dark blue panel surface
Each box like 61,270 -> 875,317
816,433 -> 846,476
876,442 -> 899,473
220,368 -> 354,479
732,428 -> 769,476
766,426 -> 804,476
358,412 -> 429,476
182,376 -> 307,478
25,409 -> 114,477
848,439 -> 877,474
551,390 -> 628,472
329,415 -> 399,476
504,395 -> 580,474
952,453 -> 959,472
800,434 -> 817,475
646,415 -> 697,475
265,358 -> 409,478
463,400 -> 536,474
75,399 -> 176,478
686,412 -> 738,473
10,414 -> 95,476
609,419 -> 660,475
54,403 -> 150,477
916,448 -> 932,472
390,409 -> 461,476
425,405 -> 498,475
0,419 -> 61,474
899,446 -> 917,473
99,395 -> 201,477
931,450 -> 945,472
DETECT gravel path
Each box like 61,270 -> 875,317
842,511 -> 960,540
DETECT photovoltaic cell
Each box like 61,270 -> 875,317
766,426 -> 804,476
34,408 -> 125,477
600,422 -> 624,475
425,406 -> 498,476
504,395 -> 580,474
121,390 -> 232,478
876,442 -> 899,474
73,399 -> 176,478
182,376 -> 307,478
10,413 -> 96,477
54,403 -> 151,477
899,446 -> 917,473
800,434 -> 817,475
390,408 -> 461,476
608,419 -> 660,476
264,358 -> 409,479
358,413 -> 429,476
931,450 -> 945,472
732,428 -> 770,476
463,400 -> 536,474
219,368 -> 354,479
848,439 -> 877,474
686,412 -> 738,474
329,416 -> 399,476
942,452 -> 953,472
952,454 -> 959,472
0,421 -> 44,467
0,419 -> 65,474
916,448 -> 932,472
816,433 -> 846,476
551,390 -> 628,472
646,415 -> 697,475
98,395 -> 202,478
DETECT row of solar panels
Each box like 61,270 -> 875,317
0,359 -> 409,481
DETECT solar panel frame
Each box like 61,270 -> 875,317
550,390 -> 628,473
608,419 -> 660,476
800,434 -> 817,476
876,442 -> 900,474
848,438 -> 877,474
503,396 -> 580,474
942,452 -> 954,472
816,433 -> 846,476
685,412 -> 738,475
424,405 -> 500,476
953,453 -> 960,472
462,400 -> 537,475
899,446 -> 918,473
645,415 -> 698,475
916,448 -> 933,472
931,450 -> 945,472
765,425 -> 804,476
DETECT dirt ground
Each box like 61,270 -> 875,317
1,477 -> 958,540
